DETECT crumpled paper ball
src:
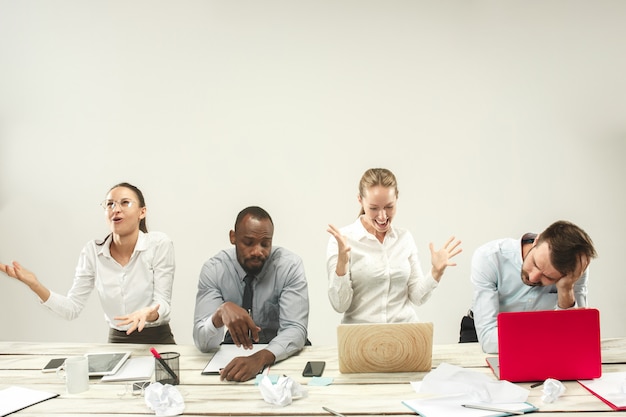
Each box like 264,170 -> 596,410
258,375 -> 308,406
542,378 -> 566,403
144,382 -> 185,416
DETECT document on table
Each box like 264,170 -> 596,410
101,356 -> 155,382
202,344 -> 268,374
402,396 -> 537,417
578,372 -> 626,410
0,386 -> 59,417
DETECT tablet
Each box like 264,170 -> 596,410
85,352 -> 131,376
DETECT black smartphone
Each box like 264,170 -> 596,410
302,361 -> 325,377
42,358 -> 66,373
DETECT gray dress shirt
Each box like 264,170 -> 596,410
193,246 -> 309,362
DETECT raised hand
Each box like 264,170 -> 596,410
0,261 -> 51,301
429,236 -> 463,281
327,224 -> 351,276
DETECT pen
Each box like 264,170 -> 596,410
462,404 -> 525,415
322,406 -> 346,417
150,347 -> 179,385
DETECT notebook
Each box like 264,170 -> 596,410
578,372 -> 626,410
202,344 -> 269,374
486,308 -> 601,382
0,386 -> 58,417
337,322 -> 433,373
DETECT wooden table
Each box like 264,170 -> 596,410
1,338 -> 625,416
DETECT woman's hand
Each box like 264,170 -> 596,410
1,261 -> 39,287
327,224 -> 351,276
0,261 -> 51,301
114,304 -> 160,335
429,236 -> 463,281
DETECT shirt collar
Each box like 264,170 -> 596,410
98,231 -> 147,258
353,216 -> 397,241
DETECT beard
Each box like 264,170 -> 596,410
242,257 -> 266,275
521,270 -> 543,287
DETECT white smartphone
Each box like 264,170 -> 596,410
42,358 -> 66,373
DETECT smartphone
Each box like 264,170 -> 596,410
302,361 -> 325,377
42,358 -> 66,373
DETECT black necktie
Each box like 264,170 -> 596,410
242,274 -> 254,312
222,274 -> 255,345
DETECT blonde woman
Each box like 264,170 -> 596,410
327,168 -> 461,323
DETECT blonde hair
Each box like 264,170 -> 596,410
358,168 -> 399,216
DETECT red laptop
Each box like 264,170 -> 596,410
486,308 -> 602,382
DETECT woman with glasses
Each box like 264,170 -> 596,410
0,182 -> 176,344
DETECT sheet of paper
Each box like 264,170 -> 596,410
578,372 -> 626,410
0,386 -> 59,417
101,356 -> 155,382
202,344 -> 268,374
402,396 -> 537,417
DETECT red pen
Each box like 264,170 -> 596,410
150,347 -> 179,384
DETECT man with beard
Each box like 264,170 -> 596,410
469,220 -> 597,354
193,206 -> 309,382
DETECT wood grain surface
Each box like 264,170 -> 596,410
337,322 -> 433,373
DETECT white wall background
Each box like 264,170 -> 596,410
1,0 -> 624,347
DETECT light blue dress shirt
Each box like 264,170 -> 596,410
471,236 -> 588,354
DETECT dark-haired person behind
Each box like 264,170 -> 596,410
470,220 -> 597,353
193,206 -> 309,382
0,182 -> 176,344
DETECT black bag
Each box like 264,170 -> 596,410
459,311 -> 478,343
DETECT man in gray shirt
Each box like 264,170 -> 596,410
193,206 -> 310,382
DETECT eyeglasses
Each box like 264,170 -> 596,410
101,199 -> 136,211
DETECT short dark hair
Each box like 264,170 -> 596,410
234,206 -> 273,231
536,220 -> 597,276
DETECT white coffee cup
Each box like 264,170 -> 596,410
56,356 -> 89,394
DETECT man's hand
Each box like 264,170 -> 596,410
220,349 -> 275,382
213,302 -> 260,349
555,255 -> 590,309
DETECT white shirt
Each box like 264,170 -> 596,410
43,231 -> 175,330
326,217 -> 438,323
